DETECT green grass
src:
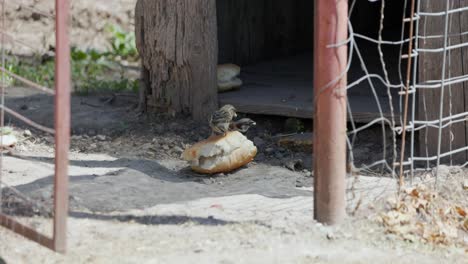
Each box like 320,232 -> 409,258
5,24 -> 139,95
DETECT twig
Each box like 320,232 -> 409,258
398,0 -> 417,192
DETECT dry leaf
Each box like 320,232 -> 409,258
455,206 -> 467,217
409,188 -> 420,198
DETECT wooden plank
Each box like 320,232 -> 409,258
417,0 -> 467,164
218,52 -> 401,123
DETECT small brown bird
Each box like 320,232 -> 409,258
229,118 -> 256,133
209,104 -> 237,136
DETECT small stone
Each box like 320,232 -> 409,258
89,143 -> 97,149
265,147 -> 274,154
141,143 -> 153,150
295,180 -> 304,188
285,159 -> 304,171
71,135 -> 83,140
23,130 -> 32,137
162,145 -> 170,151
44,136 -> 54,144
463,180 -> 468,190
326,232 -> 335,240
173,146 -> 184,153
304,171 -> 312,177
255,153 -> 265,161
96,135 -> 106,141
31,12 -> 42,21
39,190 -> 51,200
253,137 -> 265,147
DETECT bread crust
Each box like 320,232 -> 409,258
182,131 -> 257,174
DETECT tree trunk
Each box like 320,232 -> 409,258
135,0 -> 218,121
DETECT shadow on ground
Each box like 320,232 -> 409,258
70,211 -> 235,226
8,154 -> 312,213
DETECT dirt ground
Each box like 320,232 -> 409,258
0,86 -> 467,263
0,1 -> 467,263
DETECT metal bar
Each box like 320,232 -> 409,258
418,6 -> 468,16
398,0 -> 417,189
434,0 -> 451,186
415,73 -> 468,88
416,41 -> 468,53
0,213 -> 54,250
0,66 -> 55,95
413,145 -> 468,161
53,0 -> 70,254
313,0 -> 347,225
0,0 -> 4,214
0,105 -> 55,134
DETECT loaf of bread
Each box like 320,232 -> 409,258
217,64 -> 243,92
182,131 -> 257,174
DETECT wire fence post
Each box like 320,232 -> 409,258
313,0 -> 348,225
53,0 -> 71,253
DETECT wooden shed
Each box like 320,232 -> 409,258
135,0 -> 468,164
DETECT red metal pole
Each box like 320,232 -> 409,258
53,0 -> 71,253
313,0 -> 348,225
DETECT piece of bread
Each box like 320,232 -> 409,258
218,77 -> 243,92
217,64 -> 242,92
0,135 -> 17,148
182,131 -> 257,174
217,64 -> 241,83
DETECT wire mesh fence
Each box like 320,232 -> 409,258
344,0 -> 468,213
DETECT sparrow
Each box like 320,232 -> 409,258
209,104 -> 237,136
229,118 -> 256,133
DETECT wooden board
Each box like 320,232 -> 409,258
417,0 -> 467,164
219,47 -> 402,124
216,0 -> 313,65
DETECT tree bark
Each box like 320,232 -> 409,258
135,0 -> 218,121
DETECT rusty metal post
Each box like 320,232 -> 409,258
53,0 -> 71,253
313,0 -> 348,225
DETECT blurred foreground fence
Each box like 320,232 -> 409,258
315,0 -> 468,223
0,0 -> 70,253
